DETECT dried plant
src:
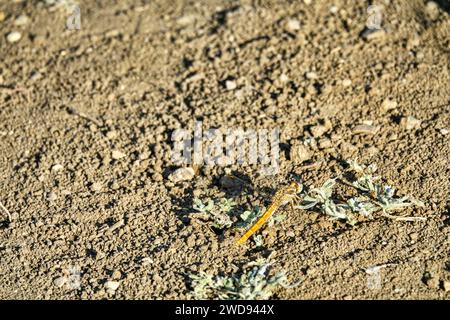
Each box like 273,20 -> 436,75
44,0 -> 79,12
292,159 -> 426,224
296,178 -> 355,223
345,160 -> 426,221
340,197 -> 378,218
192,198 -> 214,213
268,213 -> 286,227
189,260 -> 299,300
218,198 -> 237,213
192,197 -> 234,229
237,206 -> 263,228
253,234 -> 264,247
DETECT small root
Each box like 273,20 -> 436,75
381,212 -> 426,222
0,202 -> 12,221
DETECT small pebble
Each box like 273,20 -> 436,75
51,164 -> 64,172
361,28 -> 386,41
153,274 -> 163,283
110,181 -> 120,190
141,257 -> 153,266
443,281 -> 450,292
30,71 -> 42,81
426,1 -> 439,18
342,79 -> 352,87
152,173 -> 163,182
286,231 -> 295,238
400,116 -> 421,130
186,234 -> 197,247
46,192 -> 57,202
177,15 -> 196,26
7,31 -> 22,43
225,80 -> 237,90
409,232 -> 419,240
106,130 -> 118,139
353,124 -> 380,135
279,74 -> 289,82
14,15 -> 29,26
387,133 -> 398,141
53,277 -> 67,288
382,98 -> 397,111
318,138 -> 332,149
91,182 -> 102,192
111,270 -> 122,280
287,19 -> 300,31
439,128 -> 448,135
425,276 -> 440,289
105,29 -> 120,38
290,143 -> 312,163
310,120 -> 332,138
0,11 -> 6,22
105,280 -> 120,292
168,167 -> 195,182
111,150 -> 126,160
306,71 -> 318,79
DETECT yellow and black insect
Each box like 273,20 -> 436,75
236,181 -> 303,245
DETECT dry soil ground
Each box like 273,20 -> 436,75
0,0 -> 449,299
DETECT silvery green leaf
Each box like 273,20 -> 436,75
253,234 -> 264,247
238,206 -> 262,228
311,178 -> 336,200
268,214 -> 285,226
193,198 -> 214,212
219,198 -> 236,213
367,163 -> 378,174
189,260 -> 298,300
240,211 -> 251,220
347,159 -> 366,172
410,198 -> 425,207
295,202 -> 318,210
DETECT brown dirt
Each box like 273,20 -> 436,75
0,0 -> 449,299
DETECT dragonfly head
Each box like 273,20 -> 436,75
290,181 -> 303,194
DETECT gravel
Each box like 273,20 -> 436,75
7,31 -> 22,43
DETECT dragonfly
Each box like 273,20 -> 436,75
236,181 -> 303,245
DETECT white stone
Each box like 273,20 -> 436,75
382,98 -> 397,111
280,74 -> 289,82
111,150 -> 126,160
53,277 -> 67,288
225,80 -> 237,90
7,31 -> 22,43
306,71 -> 318,79
105,280 -> 120,291
287,19 -> 300,31
91,182 -> 102,192
46,192 -> 57,202
14,15 -> 29,26
400,116 -> 421,130
51,164 -> 64,172
342,79 -> 352,87
169,167 -> 195,182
